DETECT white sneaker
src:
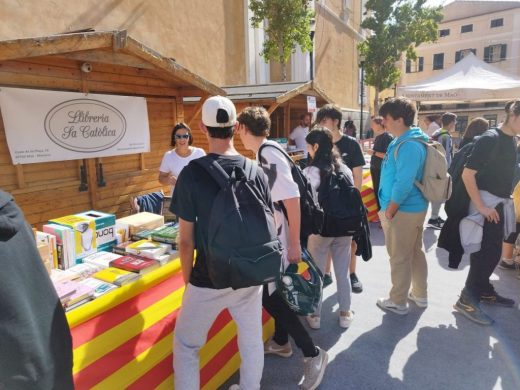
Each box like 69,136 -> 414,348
264,338 -> 293,358
228,385 -> 240,390
339,310 -> 355,328
306,315 -> 321,330
408,292 -> 428,308
376,298 -> 409,315
301,347 -> 329,390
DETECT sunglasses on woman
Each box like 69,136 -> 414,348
175,134 -> 190,140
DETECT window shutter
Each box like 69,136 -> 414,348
484,46 -> 490,62
455,51 -> 461,63
418,57 -> 424,72
501,44 -> 507,60
406,59 -> 411,73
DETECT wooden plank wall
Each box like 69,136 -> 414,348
0,55 -> 187,228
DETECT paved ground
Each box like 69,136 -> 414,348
222,211 -> 520,390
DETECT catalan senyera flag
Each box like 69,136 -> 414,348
67,260 -> 274,389
361,170 -> 379,222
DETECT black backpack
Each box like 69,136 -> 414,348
445,130 -> 499,218
318,169 -> 366,237
258,143 -> 324,240
194,158 -> 283,289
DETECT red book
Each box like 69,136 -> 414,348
109,255 -> 160,275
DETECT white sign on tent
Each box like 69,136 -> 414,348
398,53 -> 520,102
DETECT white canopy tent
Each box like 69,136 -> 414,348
398,53 -> 520,102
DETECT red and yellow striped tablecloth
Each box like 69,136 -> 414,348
67,260 -> 274,389
361,170 -> 379,222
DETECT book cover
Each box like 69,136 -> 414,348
65,281 -> 95,306
64,297 -> 92,312
53,280 -> 77,303
43,224 -> 72,269
36,231 -> 58,269
78,277 -> 118,298
66,263 -> 104,279
126,240 -> 170,259
93,267 -> 140,286
82,251 -> 123,269
110,255 -> 160,274
49,215 -> 97,260
112,241 -> 134,255
151,224 -> 179,245
75,210 -> 117,248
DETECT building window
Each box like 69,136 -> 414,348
431,104 -> 443,110
456,103 -> 470,109
484,44 -> 507,63
433,53 -> 444,70
439,28 -> 450,37
484,102 -> 498,108
455,116 -> 468,133
490,18 -> 503,28
405,57 -> 424,73
484,114 -> 498,127
461,24 -> 473,33
455,49 -> 476,63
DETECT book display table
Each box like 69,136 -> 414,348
67,259 -> 274,389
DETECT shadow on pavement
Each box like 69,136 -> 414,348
322,310 -> 424,389
402,313 -> 520,389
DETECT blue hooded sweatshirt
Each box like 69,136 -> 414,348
378,127 -> 429,213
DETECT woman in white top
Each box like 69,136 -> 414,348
158,123 -> 206,194
303,127 -> 355,329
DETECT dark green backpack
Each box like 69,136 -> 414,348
276,247 -> 323,315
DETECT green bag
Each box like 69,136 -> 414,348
276,247 -> 323,315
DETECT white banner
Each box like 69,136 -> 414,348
0,88 -> 150,164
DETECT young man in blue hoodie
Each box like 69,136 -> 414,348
377,97 -> 429,315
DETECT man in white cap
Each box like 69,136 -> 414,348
172,96 -> 272,390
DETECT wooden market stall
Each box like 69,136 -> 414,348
184,80 -> 333,157
0,30 -> 271,390
0,30 -> 223,228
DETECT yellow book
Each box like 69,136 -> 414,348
93,267 -> 140,286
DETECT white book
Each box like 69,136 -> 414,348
67,263 -> 103,280
82,251 -> 123,269
78,277 -> 118,298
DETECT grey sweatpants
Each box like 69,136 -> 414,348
173,284 -> 264,390
307,234 -> 353,315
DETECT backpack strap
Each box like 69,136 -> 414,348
193,158 -> 230,189
393,138 -> 428,159
243,158 -> 258,181
258,142 -> 295,168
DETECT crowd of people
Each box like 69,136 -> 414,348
2,94 -> 519,390
167,95 -> 520,389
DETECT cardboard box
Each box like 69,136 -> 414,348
116,212 -> 164,235
75,210 -> 117,249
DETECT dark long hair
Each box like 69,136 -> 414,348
305,127 -> 342,180
171,122 -> 193,146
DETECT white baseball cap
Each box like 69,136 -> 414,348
202,96 -> 237,127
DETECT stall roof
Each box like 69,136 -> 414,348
223,81 -> 334,104
0,30 -> 224,96
398,53 -> 520,102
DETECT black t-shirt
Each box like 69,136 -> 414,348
171,154 -> 273,289
370,132 -> 394,169
465,129 -> 516,198
334,135 -> 365,170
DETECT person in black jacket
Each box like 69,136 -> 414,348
0,190 -> 73,390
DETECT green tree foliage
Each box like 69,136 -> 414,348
249,0 -> 313,81
358,0 -> 442,110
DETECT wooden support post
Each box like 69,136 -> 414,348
86,159 -> 98,210
15,165 -> 26,188
187,94 -> 208,128
267,103 -> 280,115
284,104 -> 291,138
